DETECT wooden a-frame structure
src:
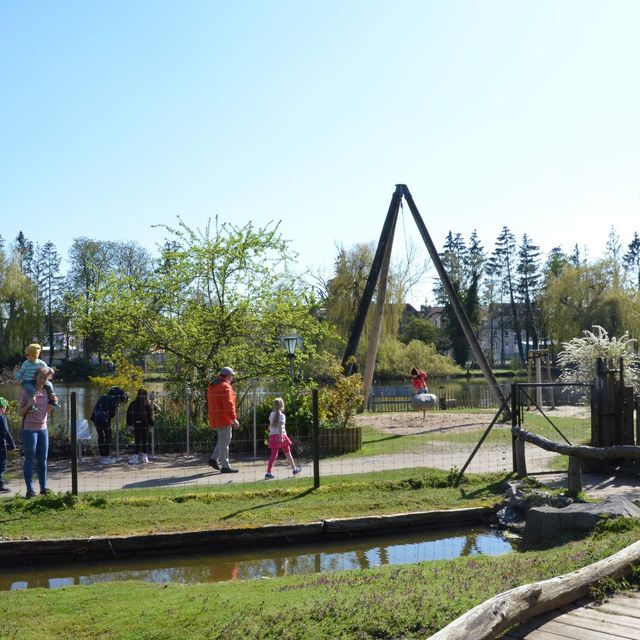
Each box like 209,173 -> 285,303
341,183 -> 509,413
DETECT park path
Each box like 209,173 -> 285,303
2,441 -> 550,494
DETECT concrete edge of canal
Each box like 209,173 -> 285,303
0,507 -> 493,566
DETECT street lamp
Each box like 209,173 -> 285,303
282,334 -> 299,378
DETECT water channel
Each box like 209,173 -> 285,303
0,526 -> 512,591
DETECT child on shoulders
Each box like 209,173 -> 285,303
15,343 -> 60,412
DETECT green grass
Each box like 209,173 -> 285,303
0,468 -> 511,540
0,522 -> 638,639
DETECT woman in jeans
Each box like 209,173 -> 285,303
17,366 -> 54,498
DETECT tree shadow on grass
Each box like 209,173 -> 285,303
220,487 -> 316,520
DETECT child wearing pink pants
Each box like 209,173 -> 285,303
265,398 -> 301,479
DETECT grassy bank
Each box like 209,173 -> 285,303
0,521 -> 638,639
0,468 -> 509,540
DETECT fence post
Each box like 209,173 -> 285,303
312,388 -> 320,489
252,379 -> 258,459
511,383 -> 520,474
115,406 -> 120,458
70,392 -> 78,496
185,385 -> 191,455
567,456 -> 582,495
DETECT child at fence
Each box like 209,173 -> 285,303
0,397 -> 16,493
15,343 -> 60,411
265,398 -> 301,479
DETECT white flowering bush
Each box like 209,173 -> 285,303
557,326 -> 640,392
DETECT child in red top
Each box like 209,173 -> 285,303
411,367 -> 428,393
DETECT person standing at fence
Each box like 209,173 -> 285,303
90,386 -> 128,464
126,388 -> 154,465
17,367 -> 53,498
265,397 -> 300,479
0,397 -> 16,493
207,366 -> 240,473
411,367 -> 428,393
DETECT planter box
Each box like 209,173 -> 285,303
319,427 -> 362,455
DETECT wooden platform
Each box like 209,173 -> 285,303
501,590 -> 640,639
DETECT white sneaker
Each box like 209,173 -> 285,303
140,454 -> 149,463
99,457 -> 114,465
128,455 -> 139,465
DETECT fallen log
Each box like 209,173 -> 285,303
426,539 -> 640,640
512,424 -> 640,460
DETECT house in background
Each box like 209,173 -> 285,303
419,304 -> 523,366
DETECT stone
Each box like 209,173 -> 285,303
522,496 -> 640,547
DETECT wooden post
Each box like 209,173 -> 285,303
567,456 -> 582,496
401,184 -> 510,418
622,386 -> 635,446
342,186 -> 402,374
361,211 -> 396,409
514,437 -> 527,477
312,389 -> 320,489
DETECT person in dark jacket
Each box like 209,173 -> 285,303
126,388 -> 155,464
90,386 -> 128,464
0,397 -> 16,493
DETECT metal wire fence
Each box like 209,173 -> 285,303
0,383 -> 596,497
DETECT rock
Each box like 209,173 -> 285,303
412,393 -> 437,412
522,496 -> 640,547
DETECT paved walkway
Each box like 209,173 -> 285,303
1,443 -> 638,498
0,443 -> 555,495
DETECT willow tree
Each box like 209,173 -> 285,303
541,259 -> 640,346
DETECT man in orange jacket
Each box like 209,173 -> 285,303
207,366 -> 241,473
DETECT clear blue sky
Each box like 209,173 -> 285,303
2,1 -> 639,305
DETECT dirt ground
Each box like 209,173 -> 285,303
354,410 -> 504,436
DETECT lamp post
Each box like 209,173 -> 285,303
282,334 -> 299,379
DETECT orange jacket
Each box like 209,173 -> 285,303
207,376 -> 237,428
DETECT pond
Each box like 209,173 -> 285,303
0,526 -> 513,591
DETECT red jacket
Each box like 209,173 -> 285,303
207,376 -> 237,428
411,370 -> 428,391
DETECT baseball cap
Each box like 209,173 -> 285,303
219,366 -> 235,377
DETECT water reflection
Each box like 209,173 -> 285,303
0,527 -> 512,591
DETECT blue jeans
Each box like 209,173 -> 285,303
22,429 -> 49,493
0,454 -> 6,488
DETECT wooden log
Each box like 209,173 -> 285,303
427,540 -> 640,640
512,425 -> 640,460
514,437 -> 527,478
567,456 -> 582,496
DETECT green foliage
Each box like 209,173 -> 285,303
398,315 -> 445,348
557,325 -> 640,392
375,338 -> 462,380
256,385 -> 316,436
2,491 -> 78,515
89,354 -> 145,399
321,357 -> 364,428
542,260 -> 640,347
593,515 -> 640,536
69,218 -> 329,396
